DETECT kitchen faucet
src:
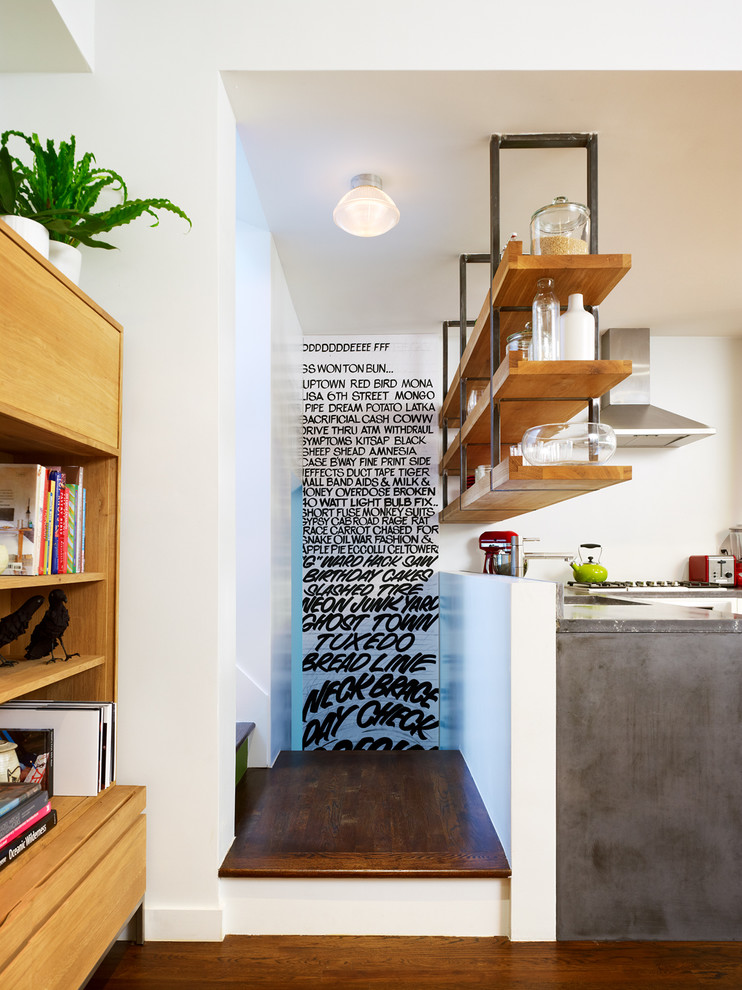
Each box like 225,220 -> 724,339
514,537 -> 575,577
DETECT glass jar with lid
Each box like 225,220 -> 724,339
505,324 -> 533,360
530,196 -> 590,255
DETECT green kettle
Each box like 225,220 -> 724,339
570,544 -> 608,583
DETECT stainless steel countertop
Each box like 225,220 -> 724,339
558,589 -> 742,633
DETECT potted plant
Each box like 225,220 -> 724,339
0,144 -> 51,257
1,130 -> 191,283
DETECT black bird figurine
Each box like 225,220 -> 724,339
24,589 -> 80,664
0,595 -> 45,668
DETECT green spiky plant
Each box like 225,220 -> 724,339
0,146 -> 22,215
1,130 -> 191,249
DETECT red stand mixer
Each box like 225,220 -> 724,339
480,531 -> 524,576
720,526 -> 742,587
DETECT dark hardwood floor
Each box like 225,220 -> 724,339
219,749 -> 510,877
88,936 -> 742,988
88,750 -> 742,987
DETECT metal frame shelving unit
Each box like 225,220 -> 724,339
441,132 -> 606,514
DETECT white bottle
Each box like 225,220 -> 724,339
560,293 -> 595,360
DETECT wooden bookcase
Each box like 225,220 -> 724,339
0,219 -> 145,988
440,241 -> 634,523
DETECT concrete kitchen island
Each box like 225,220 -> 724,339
557,593 -> 742,939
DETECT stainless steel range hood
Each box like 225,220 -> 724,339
599,327 -> 715,447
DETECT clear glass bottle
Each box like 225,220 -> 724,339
532,278 -> 561,360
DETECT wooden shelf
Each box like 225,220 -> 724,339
440,457 -> 632,524
0,572 -> 105,590
440,241 -> 632,427
441,354 -> 632,475
0,654 -> 105,704
0,221 -> 142,988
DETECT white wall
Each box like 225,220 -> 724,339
0,0 -> 738,941
235,148 -> 272,767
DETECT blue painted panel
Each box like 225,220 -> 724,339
440,571 -> 512,862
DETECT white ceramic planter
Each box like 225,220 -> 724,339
48,240 -> 83,285
0,215 -> 50,259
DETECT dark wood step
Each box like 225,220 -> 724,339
219,749 -> 510,878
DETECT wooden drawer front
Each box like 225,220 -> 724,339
0,227 -> 121,452
0,786 -> 146,989
1,816 -> 145,990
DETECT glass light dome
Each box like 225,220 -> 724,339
333,174 -> 400,237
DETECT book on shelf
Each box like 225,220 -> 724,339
80,486 -> 87,572
32,464 -> 87,576
0,464 -> 46,576
0,781 -> 42,819
63,465 -> 85,574
66,483 -> 79,573
0,728 -> 54,794
57,483 -> 69,575
0,797 -> 52,849
48,469 -> 64,575
0,789 -> 50,842
0,809 -> 57,873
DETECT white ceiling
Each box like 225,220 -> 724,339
225,70 -> 742,338
0,0 -> 93,72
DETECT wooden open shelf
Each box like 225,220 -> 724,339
440,457 -> 633,524
439,237 -> 633,522
0,654 -> 106,705
0,572 -> 105,590
0,219 -> 144,987
441,241 -> 632,427
441,353 -> 632,475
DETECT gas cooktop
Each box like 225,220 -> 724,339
566,580 -> 736,591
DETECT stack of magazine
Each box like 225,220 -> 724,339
0,701 -> 116,797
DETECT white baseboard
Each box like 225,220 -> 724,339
144,906 -> 224,941
220,877 -> 510,936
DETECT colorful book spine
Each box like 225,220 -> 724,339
66,484 -> 78,574
0,791 -> 49,841
0,809 -> 57,872
32,467 -> 88,575
0,782 -> 42,819
57,484 -> 69,575
38,474 -> 47,575
0,800 -> 51,850
43,477 -> 55,575
48,470 -> 64,574
79,488 -> 87,573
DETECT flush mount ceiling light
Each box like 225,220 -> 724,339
332,173 -> 400,237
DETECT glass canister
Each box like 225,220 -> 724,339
530,196 -> 590,255
505,323 -> 533,360
532,278 -> 561,360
